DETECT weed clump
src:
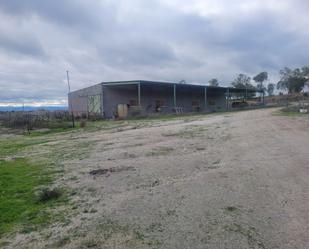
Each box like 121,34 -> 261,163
38,188 -> 62,202
225,206 -> 238,212
145,146 -> 174,157
80,120 -> 87,128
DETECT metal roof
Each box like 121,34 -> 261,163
100,80 -> 262,93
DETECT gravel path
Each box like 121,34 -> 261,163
9,108 -> 309,249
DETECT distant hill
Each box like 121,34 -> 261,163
0,106 -> 67,112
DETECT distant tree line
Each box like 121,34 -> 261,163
181,66 -> 309,96
228,66 -> 309,96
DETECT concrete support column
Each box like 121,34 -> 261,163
173,84 -> 177,108
204,87 -> 207,110
245,87 -> 248,101
138,83 -> 141,106
226,88 -> 230,111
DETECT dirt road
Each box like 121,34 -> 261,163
10,108 -> 309,248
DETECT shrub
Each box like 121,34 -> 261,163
80,120 -> 87,128
81,113 -> 88,119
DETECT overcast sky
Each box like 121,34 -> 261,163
0,0 -> 308,106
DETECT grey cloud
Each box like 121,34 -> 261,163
0,33 -> 45,57
98,39 -> 176,67
0,0 -> 101,27
220,15 -> 290,51
0,0 -> 309,104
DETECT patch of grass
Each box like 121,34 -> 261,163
224,206 -> 238,212
0,123 -> 85,237
50,140 -> 95,161
81,238 -> 98,248
274,111 -> 308,117
162,126 -> 208,139
0,240 -> 10,247
90,208 -> 97,213
28,127 -> 76,137
273,107 -> 309,117
69,176 -> 78,181
133,226 -> 162,248
224,223 -> 266,249
73,218 -> 162,248
166,209 -> 177,216
146,222 -> 163,233
134,230 -> 146,241
0,138 -> 48,158
69,111 -> 239,134
53,236 -> 71,247
0,158 -> 66,235
146,146 -> 174,157
97,218 -> 130,240
81,120 -> 133,132
162,129 -> 196,138
224,223 -> 254,238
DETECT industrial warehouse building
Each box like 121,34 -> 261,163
68,80 -> 263,118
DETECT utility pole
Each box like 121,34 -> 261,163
67,70 -> 75,128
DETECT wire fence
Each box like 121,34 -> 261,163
0,110 -> 73,133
